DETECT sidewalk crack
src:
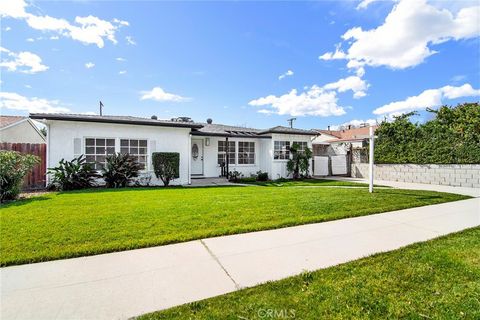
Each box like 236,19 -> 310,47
200,239 -> 241,290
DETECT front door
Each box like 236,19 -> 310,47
191,139 -> 204,175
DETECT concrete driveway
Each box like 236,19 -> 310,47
2,196 -> 479,320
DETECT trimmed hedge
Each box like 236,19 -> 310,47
152,152 -> 180,186
374,103 -> 480,164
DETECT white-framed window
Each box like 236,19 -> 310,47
293,141 -> 308,154
120,139 -> 148,170
238,141 -> 255,164
274,141 -> 290,160
218,141 -> 236,165
85,138 -> 116,170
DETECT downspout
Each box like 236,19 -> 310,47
45,121 -> 50,187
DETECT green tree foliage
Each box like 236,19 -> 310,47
287,143 -> 313,179
48,155 -> 99,190
152,152 -> 180,186
0,151 -> 40,202
102,153 -> 142,188
374,103 -> 480,164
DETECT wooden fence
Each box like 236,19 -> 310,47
0,143 -> 47,189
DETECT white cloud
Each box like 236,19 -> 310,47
451,74 -> 467,82
373,83 -> 480,115
321,0 -> 480,72
0,47 -> 48,74
356,0 -> 384,10
24,84 -> 32,88
116,57 -> 126,62
26,37 -> 34,42
0,0 -> 129,48
126,36 -> 136,45
4,26 -> 11,31
278,69 -> 294,80
0,92 -> 70,113
323,76 -> 369,99
85,62 -> 95,69
50,35 -> 59,40
119,70 -> 127,75
249,86 -> 346,117
249,74 -> 370,117
140,87 -> 190,102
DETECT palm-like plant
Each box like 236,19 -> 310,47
286,143 -> 312,179
102,153 -> 142,188
48,155 -> 99,190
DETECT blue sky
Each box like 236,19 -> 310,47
1,0 -> 479,130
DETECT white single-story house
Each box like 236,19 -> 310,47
30,113 -> 317,185
1,116 -> 46,144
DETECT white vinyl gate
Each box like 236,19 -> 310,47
314,156 -> 329,176
331,155 -> 348,175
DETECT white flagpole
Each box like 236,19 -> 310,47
369,126 -> 374,193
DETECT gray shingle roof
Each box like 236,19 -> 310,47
29,113 -> 203,129
258,126 -> 317,136
192,123 -> 267,138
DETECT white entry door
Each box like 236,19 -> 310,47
191,139 -> 204,175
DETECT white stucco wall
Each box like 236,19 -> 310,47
270,133 -> 314,179
194,136 -> 270,178
1,121 -> 46,144
47,120 -> 191,185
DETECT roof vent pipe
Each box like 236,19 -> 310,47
151,115 -> 158,120
206,118 -> 213,124
327,125 -> 330,131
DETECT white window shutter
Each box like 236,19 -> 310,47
73,138 -> 81,157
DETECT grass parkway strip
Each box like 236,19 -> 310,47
0,180 -> 468,266
139,227 -> 480,320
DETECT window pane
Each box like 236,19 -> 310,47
120,139 -> 129,147
130,140 -> 139,147
86,138 -> 95,146
96,147 -> 105,154
139,140 -> 147,147
96,155 -> 105,163
107,139 -> 115,146
120,147 -> 129,154
139,147 -> 146,154
85,155 -> 95,163
130,147 -> 138,154
85,147 -> 95,154
96,139 -> 105,146
106,147 -> 115,154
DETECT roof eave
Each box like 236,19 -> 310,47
29,114 -> 203,129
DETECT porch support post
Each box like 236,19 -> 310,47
226,137 -> 229,178
369,126 -> 374,193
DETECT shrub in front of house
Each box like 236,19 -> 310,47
152,152 -> 180,187
0,151 -> 40,202
102,153 -> 142,188
228,170 -> 242,182
48,155 -> 99,191
256,171 -> 269,181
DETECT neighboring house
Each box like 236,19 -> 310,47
311,125 -> 377,176
0,116 -> 46,144
30,113 -> 317,185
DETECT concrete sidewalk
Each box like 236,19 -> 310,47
2,198 -> 479,320
322,176 -> 480,197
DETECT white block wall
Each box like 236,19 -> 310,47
351,163 -> 480,188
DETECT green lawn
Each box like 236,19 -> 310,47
0,182 -> 468,266
241,178 -> 376,187
140,227 -> 480,320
